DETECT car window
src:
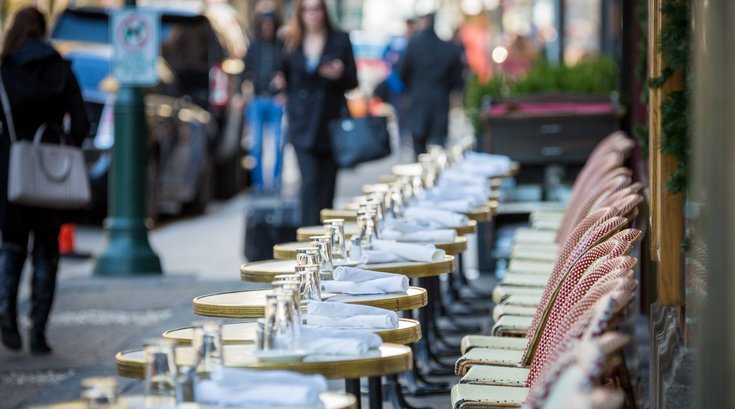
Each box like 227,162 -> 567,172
52,11 -> 110,43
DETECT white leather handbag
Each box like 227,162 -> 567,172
0,67 -> 91,209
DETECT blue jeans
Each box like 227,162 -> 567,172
246,96 -> 284,190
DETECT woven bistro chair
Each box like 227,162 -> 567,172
460,273 -> 637,388
451,331 -> 632,409
462,257 -> 637,356
455,236 -> 637,376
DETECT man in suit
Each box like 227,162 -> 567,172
398,13 -> 464,157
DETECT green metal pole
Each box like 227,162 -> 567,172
94,0 -> 162,276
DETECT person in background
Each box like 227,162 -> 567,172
0,7 -> 89,354
502,35 -> 539,79
398,12 -> 463,157
276,0 -> 358,225
242,10 -> 285,193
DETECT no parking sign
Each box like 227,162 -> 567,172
112,9 -> 159,86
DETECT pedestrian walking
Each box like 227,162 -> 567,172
277,0 -> 358,225
242,10 -> 285,193
398,13 -> 464,157
0,7 -> 89,354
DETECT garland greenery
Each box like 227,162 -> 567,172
648,0 -> 691,193
635,1 -> 649,155
464,57 -> 619,135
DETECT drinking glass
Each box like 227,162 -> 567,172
80,377 -> 117,409
191,321 -> 222,376
273,273 -> 301,282
262,294 -> 279,350
357,215 -> 373,250
273,284 -> 302,334
143,338 -> 177,407
271,295 -> 296,350
297,265 -> 321,306
323,219 -> 347,261
295,247 -> 321,266
310,235 -> 334,280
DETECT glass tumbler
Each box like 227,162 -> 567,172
80,377 -> 118,409
262,294 -> 279,350
296,265 -> 321,305
323,219 -> 347,261
143,338 -> 178,407
310,235 -> 334,280
273,284 -> 302,335
295,247 -> 321,266
271,295 -> 296,350
191,321 -> 223,376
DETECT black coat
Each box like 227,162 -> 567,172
398,29 -> 463,140
0,39 -> 89,228
242,37 -> 283,96
281,29 -> 358,153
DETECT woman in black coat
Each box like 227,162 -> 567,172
0,7 -> 89,354
277,0 -> 358,225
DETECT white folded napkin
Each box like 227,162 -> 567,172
402,207 -> 469,228
371,239 -> 445,263
195,367 -> 327,407
305,301 -> 399,329
359,250 -> 403,264
415,198 -> 476,212
323,266 -> 409,294
437,169 -> 488,187
323,277 -> 407,295
300,325 -> 383,348
460,152 -> 512,177
382,218 -> 443,234
381,228 -> 456,243
305,315 -> 397,329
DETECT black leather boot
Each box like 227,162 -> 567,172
0,246 -> 26,351
29,242 -> 58,355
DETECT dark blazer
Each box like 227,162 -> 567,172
281,29 -> 358,153
0,39 -> 89,227
398,29 -> 463,140
242,37 -> 283,96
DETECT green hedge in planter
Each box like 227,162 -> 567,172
464,57 -> 619,132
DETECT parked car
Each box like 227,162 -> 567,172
51,3 -> 250,201
54,42 -> 216,222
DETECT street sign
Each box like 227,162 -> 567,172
111,9 -> 159,86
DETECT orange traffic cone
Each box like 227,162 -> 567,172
59,224 -> 90,258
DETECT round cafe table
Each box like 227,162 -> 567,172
116,344 -> 412,409
240,257 -> 455,283
193,287 -> 428,318
163,319 -> 422,346
321,204 -> 496,223
296,220 -> 477,241
29,394 -> 358,409
274,236 -> 468,259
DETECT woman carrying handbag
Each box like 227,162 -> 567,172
277,0 -> 358,225
0,7 -> 89,354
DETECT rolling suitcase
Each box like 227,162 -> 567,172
243,198 -> 300,261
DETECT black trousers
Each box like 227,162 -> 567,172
412,132 -> 448,159
0,206 -> 60,332
294,150 -> 338,226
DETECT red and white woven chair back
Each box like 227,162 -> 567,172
565,152 -> 627,217
523,235 -> 637,368
557,169 -> 632,243
523,332 -> 630,409
524,216 -> 629,344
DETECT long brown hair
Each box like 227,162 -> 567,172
1,7 -> 47,60
284,0 -> 334,53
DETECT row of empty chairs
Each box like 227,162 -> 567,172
450,132 -> 643,408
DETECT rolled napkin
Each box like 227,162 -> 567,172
300,325 -> 383,348
359,250 -> 403,264
415,198 -> 476,212
402,207 -> 469,228
305,315 -> 396,329
305,301 -> 399,329
195,367 -> 327,407
382,218 -> 443,234
459,152 -> 512,177
437,168 -> 488,187
371,239 -> 445,263
323,267 -> 408,295
381,228 -> 456,243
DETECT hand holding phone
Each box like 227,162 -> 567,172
318,59 -> 344,80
